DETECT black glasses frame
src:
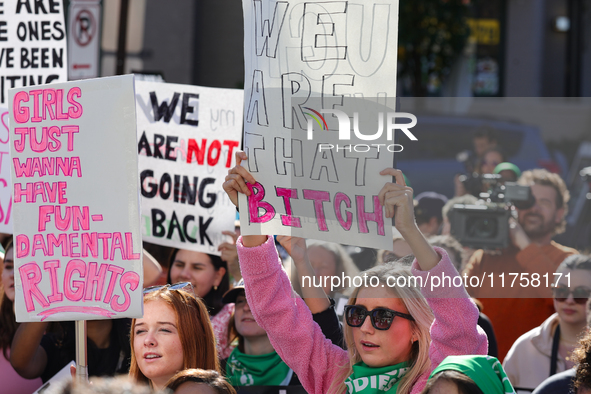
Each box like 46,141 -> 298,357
344,305 -> 414,331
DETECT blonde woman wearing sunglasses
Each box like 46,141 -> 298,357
503,254 -> 591,392
223,152 -> 487,394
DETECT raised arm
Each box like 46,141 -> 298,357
276,235 -> 343,346
377,168 -> 487,391
223,152 -> 329,312
276,235 -> 331,313
218,230 -> 241,284
409,248 -> 488,393
237,236 -> 347,393
223,152 -> 347,392
378,168 -> 439,270
414,249 -> 487,361
222,151 -> 267,248
10,321 -> 49,379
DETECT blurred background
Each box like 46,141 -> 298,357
64,0 -> 591,258
85,0 -> 590,163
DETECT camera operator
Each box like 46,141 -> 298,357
462,169 -> 578,361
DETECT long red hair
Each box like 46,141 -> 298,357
129,288 -> 219,385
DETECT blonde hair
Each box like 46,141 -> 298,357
129,288 -> 220,385
328,262 -> 434,394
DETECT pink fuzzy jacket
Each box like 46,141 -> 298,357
237,236 -> 487,393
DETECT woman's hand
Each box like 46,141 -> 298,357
218,230 -> 239,262
223,151 -> 256,207
223,151 -> 267,248
378,168 -> 416,236
218,230 -> 241,282
378,168 -> 439,271
276,235 -> 308,263
277,235 -> 330,312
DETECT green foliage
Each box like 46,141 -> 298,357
398,0 -> 471,96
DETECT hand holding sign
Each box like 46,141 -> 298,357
276,235 -> 330,314
218,231 -> 239,261
218,230 -> 240,283
378,168 -> 415,231
378,168 -> 440,271
223,151 -> 256,208
276,235 -> 307,264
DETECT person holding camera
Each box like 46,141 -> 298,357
463,169 -> 578,361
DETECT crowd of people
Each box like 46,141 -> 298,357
1,129 -> 590,394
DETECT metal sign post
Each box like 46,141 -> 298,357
75,321 -> 88,383
68,0 -> 102,80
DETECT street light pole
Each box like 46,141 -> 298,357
566,0 -> 582,96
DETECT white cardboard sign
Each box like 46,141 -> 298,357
0,0 -> 68,104
135,81 -> 243,254
9,75 -> 143,322
239,0 -> 401,250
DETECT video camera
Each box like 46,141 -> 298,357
450,174 -> 535,249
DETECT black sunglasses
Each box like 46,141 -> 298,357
552,285 -> 591,304
143,282 -> 195,295
344,305 -> 414,330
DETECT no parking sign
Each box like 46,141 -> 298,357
68,0 -> 101,80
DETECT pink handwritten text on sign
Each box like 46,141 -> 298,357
246,182 -> 385,235
11,84 -> 141,321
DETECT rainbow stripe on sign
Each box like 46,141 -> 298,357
304,107 -> 328,130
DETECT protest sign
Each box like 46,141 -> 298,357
32,361 -> 75,394
135,81 -> 243,254
240,0 -> 406,250
0,0 -> 68,105
0,106 -> 12,232
9,75 -> 142,322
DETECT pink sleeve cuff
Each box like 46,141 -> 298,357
236,235 -> 279,277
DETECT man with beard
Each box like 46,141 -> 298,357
463,169 -> 578,361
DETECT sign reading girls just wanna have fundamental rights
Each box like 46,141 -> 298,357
8,75 -> 143,322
